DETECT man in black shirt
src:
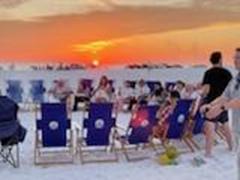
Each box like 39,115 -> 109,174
201,51 -> 233,157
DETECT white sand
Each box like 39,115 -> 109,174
0,111 -> 236,180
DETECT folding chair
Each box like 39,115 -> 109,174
77,103 -> 118,164
30,80 -> 46,104
34,103 -> 74,165
147,105 -> 160,126
6,80 -> 24,103
146,81 -> 161,93
126,80 -> 137,89
81,79 -> 93,91
165,82 -> 176,92
0,96 -> 26,168
185,111 -> 205,151
118,105 -> 158,161
161,99 -> 195,152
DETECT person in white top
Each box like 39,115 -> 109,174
119,81 -> 135,99
135,79 -> 150,99
181,84 -> 201,100
117,81 -> 136,111
91,75 -> 112,103
174,80 -> 186,98
48,79 -> 73,103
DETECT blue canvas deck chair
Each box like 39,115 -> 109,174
146,81 -> 161,93
6,80 -> 24,103
126,80 -> 137,89
77,103 -> 118,164
0,96 -> 27,168
147,105 -> 160,126
161,99 -> 195,152
34,103 -> 74,165
81,78 -> 93,91
165,82 -> 176,92
118,105 -> 159,161
30,80 -> 46,104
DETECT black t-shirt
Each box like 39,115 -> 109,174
202,67 -> 232,103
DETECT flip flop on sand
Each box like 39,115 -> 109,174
191,157 -> 206,167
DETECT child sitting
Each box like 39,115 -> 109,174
152,91 -> 181,139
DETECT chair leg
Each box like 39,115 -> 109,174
188,137 -> 201,150
78,139 -> 85,164
121,143 -> 131,162
183,138 -> 195,153
15,144 -> 20,168
0,145 -> 19,168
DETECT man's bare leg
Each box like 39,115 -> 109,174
222,122 -> 233,151
205,121 -> 216,157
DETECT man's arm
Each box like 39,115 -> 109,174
205,80 -> 233,119
209,96 -> 228,107
201,84 -> 210,97
200,70 -> 211,97
224,99 -> 240,110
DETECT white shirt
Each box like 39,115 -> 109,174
120,87 -> 135,99
135,85 -> 150,97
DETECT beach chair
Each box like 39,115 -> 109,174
6,80 -> 24,103
30,80 -> 46,104
77,103 -> 118,164
81,78 -> 93,91
165,82 -> 176,92
34,103 -> 74,165
118,105 -> 158,161
146,81 -> 161,93
126,80 -> 137,89
147,105 -> 160,126
161,99 -> 195,152
0,96 -> 27,168
185,111 -> 205,151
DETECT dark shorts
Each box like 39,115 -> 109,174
206,111 -> 229,124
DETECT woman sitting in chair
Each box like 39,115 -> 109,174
91,76 -> 113,103
73,80 -> 92,111
48,79 -> 73,103
117,81 -> 137,111
152,91 -> 181,139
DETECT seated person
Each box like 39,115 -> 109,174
174,80 -> 186,98
148,85 -> 166,105
91,75 -> 112,103
181,84 -> 201,100
117,81 -> 137,111
73,80 -> 92,111
135,79 -> 150,101
152,91 -> 181,139
48,79 -> 73,103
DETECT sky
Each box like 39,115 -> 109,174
0,0 -> 240,66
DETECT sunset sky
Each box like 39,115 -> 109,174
0,0 -> 240,66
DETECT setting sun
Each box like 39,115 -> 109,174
92,59 -> 100,67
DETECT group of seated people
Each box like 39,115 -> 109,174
47,76 -> 203,120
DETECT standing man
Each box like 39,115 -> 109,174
203,48 -> 240,180
201,51 -> 233,157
